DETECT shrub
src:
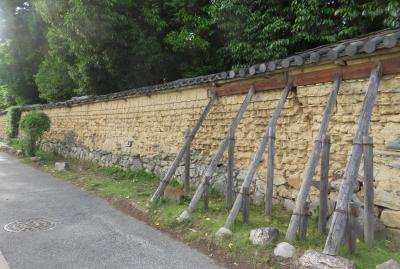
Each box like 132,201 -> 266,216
6,106 -> 21,138
20,111 -> 50,156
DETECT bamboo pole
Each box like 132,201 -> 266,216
151,92 -> 217,201
323,64 -> 382,255
286,74 -> 341,240
177,86 -> 255,221
215,80 -> 293,233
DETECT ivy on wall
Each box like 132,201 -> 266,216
6,106 -> 21,139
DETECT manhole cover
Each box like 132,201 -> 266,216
4,218 -> 56,232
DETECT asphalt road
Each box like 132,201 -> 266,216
0,152 -> 224,269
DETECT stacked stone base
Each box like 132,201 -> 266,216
40,141 -> 245,194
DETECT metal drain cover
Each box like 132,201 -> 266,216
4,218 -> 55,232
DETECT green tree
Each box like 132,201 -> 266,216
0,1 -> 47,104
2,0 -> 399,104
210,0 -> 400,68
209,0 -> 293,67
35,54 -> 76,102
144,0 -> 224,77
34,0 -> 167,96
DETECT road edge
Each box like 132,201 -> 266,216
0,251 -> 11,269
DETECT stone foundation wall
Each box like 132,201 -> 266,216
1,69 -> 400,239
40,141 -> 239,192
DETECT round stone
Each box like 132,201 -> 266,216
215,227 -> 232,238
176,210 -> 191,223
274,242 -> 296,258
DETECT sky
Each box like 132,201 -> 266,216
0,2 -> 31,42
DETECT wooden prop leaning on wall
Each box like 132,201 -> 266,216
285,73 -> 342,240
177,85 -> 256,221
324,64 -> 382,256
265,125 -> 275,216
150,91 -> 217,201
226,127 -> 235,208
215,80 -> 293,235
184,128 -> 191,193
318,135 -> 331,234
363,135 -> 374,245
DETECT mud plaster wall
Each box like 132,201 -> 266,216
1,67 -> 399,238
0,114 -> 5,139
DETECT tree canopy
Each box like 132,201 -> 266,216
0,0 -> 398,105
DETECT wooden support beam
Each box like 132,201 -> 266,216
177,86 -> 255,221
299,202 -> 310,240
265,126 -> 275,216
286,74 -> 341,241
151,91 -> 217,201
324,64 -> 382,256
204,176 -> 210,211
184,128 -> 191,193
319,135 -> 330,234
363,136 -> 374,245
215,57 -> 400,97
216,74 -> 286,97
242,187 -> 249,224
216,80 -> 293,233
347,202 -> 359,255
227,129 -> 235,208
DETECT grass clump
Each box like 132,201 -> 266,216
8,138 -> 23,150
